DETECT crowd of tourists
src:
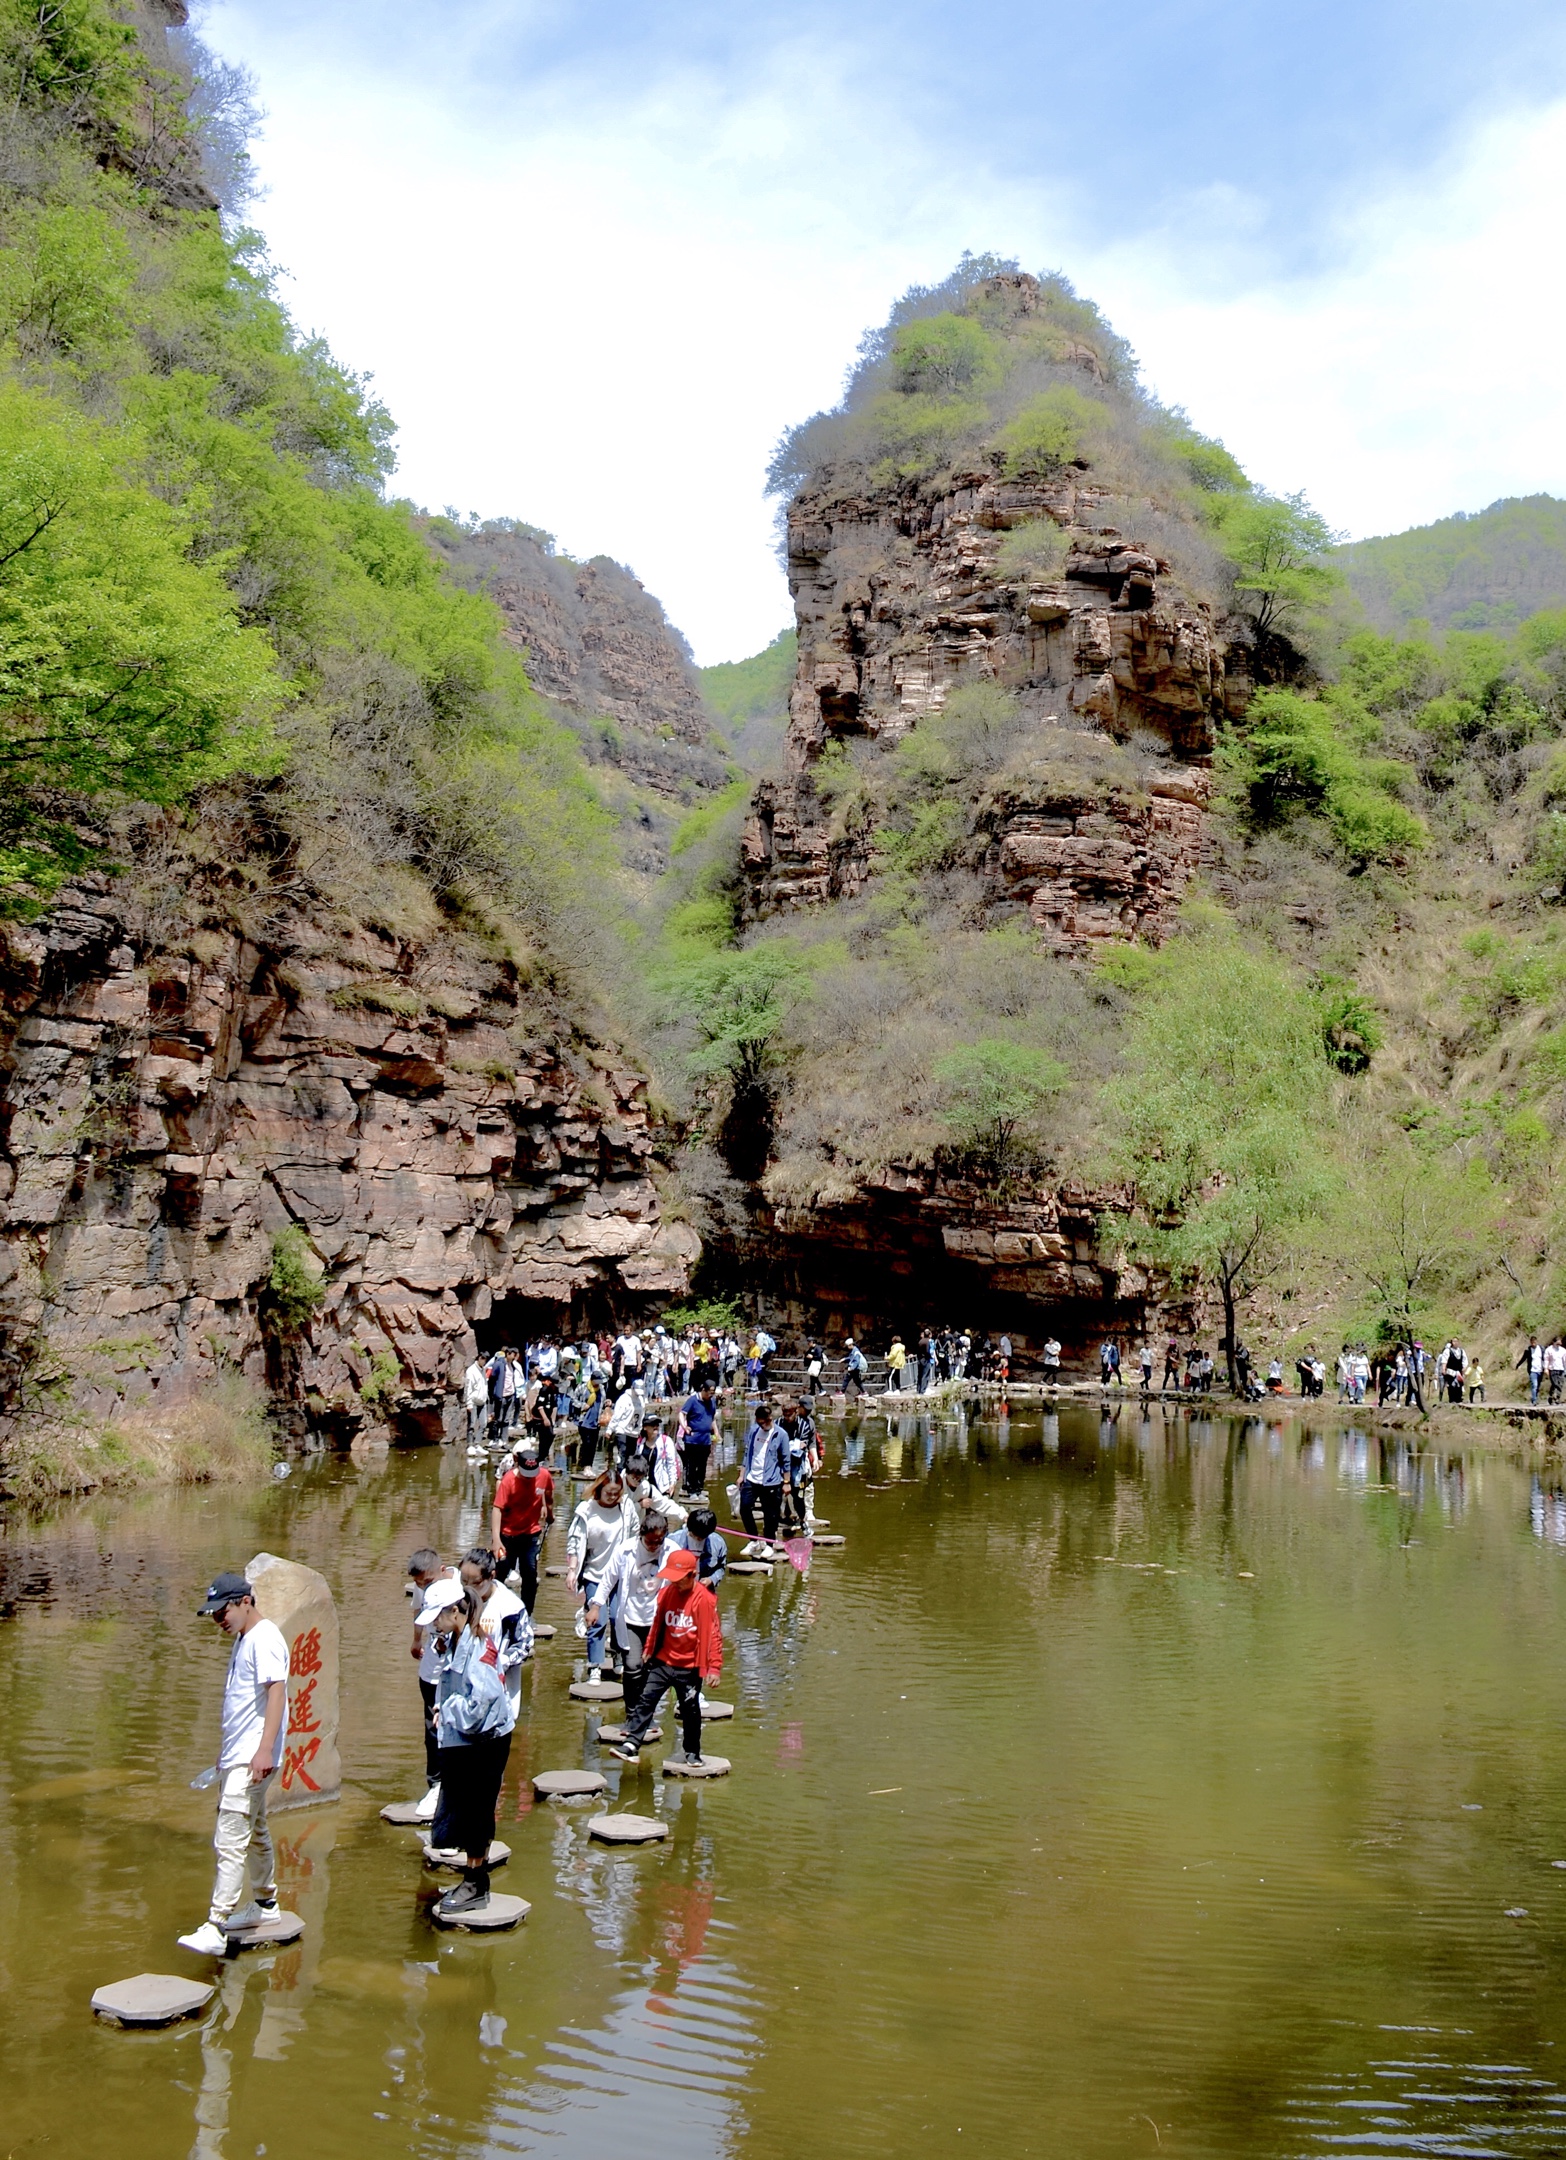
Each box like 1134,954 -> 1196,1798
178,1357 -> 828,1939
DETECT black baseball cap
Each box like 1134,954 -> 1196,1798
198,1570 -> 252,1614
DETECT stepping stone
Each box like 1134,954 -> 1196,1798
433,1892 -> 530,1932
533,1768 -> 608,1799
226,1911 -> 304,1951
532,1623 -> 557,1640
594,1723 -> 662,1745
381,1800 -> 431,1826
698,1699 -> 734,1720
421,1840 -> 510,1870
588,1812 -> 668,1844
728,1560 -> 773,1577
810,1535 -> 846,1548
569,1678 -> 623,1701
544,1565 -> 569,1577
662,1754 -> 731,1780
92,1973 -> 215,2027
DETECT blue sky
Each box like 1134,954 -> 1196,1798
203,0 -> 1566,661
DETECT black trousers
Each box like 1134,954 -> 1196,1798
625,1661 -> 702,1755
739,1480 -> 783,1538
432,1733 -> 511,1881
419,1677 -> 439,1785
501,1530 -> 543,1612
620,1620 -> 650,1723
681,1440 -> 711,1495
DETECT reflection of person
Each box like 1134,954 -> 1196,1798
423,1581 -> 516,1918
610,1549 -> 722,1767
178,1570 -> 289,1956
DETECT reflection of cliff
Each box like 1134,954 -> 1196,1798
0,880 -> 696,1433
743,464 -> 1246,948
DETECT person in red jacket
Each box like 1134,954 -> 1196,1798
489,1443 -> 554,1614
609,1547 -> 720,1768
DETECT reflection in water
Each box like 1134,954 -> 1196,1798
8,1404 -> 1566,2158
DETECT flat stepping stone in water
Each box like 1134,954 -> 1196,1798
727,1560 -> 773,1577
92,1974 -> 214,2027
531,1623 -> 557,1640
698,1699 -> 734,1720
226,1911 -> 304,1951
421,1840 -> 510,1870
663,1754 -> 731,1779
533,1768 -> 608,1799
594,1723 -> 662,1745
569,1678 -> 624,1701
588,1812 -> 668,1844
810,1535 -> 846,1548
544,1565 -> 569,1577
381,1800 -> 431,1826
433,1892 -> 530,1932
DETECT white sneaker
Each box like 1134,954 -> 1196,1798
224,1899 -> 279,1932
177,1921 -> 229,1957
414,1784 -> 441,1821
741,1540 -> 760,1558
586,1667 -> 602,1684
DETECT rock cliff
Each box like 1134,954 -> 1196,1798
742,465 -> 1247,946
0,875 -> 696,1439
426,522 -> 729,808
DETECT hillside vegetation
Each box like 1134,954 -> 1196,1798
649,259 -> 1566,1389
1338,496 -> 1566,634
0,0 -> 617,1010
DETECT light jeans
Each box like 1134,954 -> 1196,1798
209,1765 -> 278,1922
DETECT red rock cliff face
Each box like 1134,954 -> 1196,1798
425,524 -> 728,809
0,879 -> 696,1436
742,466 -> 1247,947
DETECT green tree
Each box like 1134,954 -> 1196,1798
1218,687 -> 1424,864
889,312 -> 1001,396
933,1037 -> 1067,1176
0,385 -> 281,819
1211,490 -> 1341,641
1327,1142 -> 1494,1410
996,386 -> 1102,475
1104,922 -> 1336,1386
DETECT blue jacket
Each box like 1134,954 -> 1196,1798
672,1525 -> 728,1587
741,1420 -> 788,1486
434,1623 -> 517,1746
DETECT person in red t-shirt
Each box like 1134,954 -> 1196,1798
489,1444 -> 555,1614
610,1548 -> 720,1767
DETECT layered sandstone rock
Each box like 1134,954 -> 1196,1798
0,878 -> 697,1437
425,523 -> 728,805
741,465 -> 1247,941
760,1170 -> 1164,1366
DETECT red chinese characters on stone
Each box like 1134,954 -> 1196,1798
289,1677 -> 321,1735
281,1736 -> 322,1792
288,1627 -> 322,1678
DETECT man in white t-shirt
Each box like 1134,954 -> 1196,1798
178,1570 -> 290,1956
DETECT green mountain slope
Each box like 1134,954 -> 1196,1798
1338,496 -> 1566,633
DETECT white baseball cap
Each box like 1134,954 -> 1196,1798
416,1578 -> 463,1627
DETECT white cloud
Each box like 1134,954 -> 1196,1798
205,4 -> 1566,661
1082,101 -> 1566,540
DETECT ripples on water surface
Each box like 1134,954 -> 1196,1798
5,1403 -> 1566,2157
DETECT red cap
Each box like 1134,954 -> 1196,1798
658,1548 -> 698,1582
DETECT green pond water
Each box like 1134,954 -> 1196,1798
5,1402 -> 1566,2158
